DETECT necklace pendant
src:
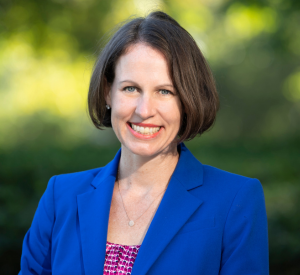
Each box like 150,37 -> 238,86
128,220 -> 135,227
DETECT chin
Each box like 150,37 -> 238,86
127,143 -> 160,158
124,139 -> 178,158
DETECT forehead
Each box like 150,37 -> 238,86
114,43 -> 172,82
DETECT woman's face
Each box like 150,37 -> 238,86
106,43 -> 182,157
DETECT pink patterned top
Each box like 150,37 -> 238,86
103,241 -> 141,275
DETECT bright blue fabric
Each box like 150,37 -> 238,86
19,143 -> 269,275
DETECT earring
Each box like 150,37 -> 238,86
106,104 -> 111,110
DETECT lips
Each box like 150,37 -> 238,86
127,122 -> 162,139
130,123 -> 161,135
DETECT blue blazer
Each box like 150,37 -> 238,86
19,143 -> 269,275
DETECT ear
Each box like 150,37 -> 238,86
104,77 -> 112,106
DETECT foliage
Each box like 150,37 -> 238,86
0,0 -> 299,274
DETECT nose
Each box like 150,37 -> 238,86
135,93 -> 155,120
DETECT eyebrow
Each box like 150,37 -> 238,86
119,80 -> 174,89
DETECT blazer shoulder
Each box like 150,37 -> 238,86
55,167 -> 102,181
198,164 -> 265,220
51,167 -> 103,195
202,164 -> 262,191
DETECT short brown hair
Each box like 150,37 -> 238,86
88,11 -> 219,142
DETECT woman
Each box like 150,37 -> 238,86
19,11 -> 269,275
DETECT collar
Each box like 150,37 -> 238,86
90,142 -> 203,190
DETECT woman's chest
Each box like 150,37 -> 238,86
107,188 -> 163,245
51,189 -> 223,275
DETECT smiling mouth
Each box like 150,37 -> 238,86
129,123 -> 161,135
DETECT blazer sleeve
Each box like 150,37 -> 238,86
19,176 -> 56,275
220,178 -> 269,275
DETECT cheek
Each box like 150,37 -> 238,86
110,96 -> 134,126
162,101 -> 182,129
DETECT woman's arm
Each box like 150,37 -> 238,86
220,178 -> 269,275
19,176 -> 56,275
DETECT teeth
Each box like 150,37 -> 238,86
131,124 -> 161,135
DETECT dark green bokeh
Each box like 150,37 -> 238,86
0,0 -> 299,274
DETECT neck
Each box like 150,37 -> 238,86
118,143 -> 179,194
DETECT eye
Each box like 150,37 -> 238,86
123,86 -> 137,92
159,89 -> 172,95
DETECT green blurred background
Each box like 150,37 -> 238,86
0,0 -> 299,274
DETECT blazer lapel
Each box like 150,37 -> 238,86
132,143 -> 204,275
76,143 -> 204,275
77,149 -> 121,275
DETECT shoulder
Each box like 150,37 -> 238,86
202,164 -> 254,185
54,167 -> 102,187
47,167 -> 103,201
197,164 -> 264,207
191,164 -> 267,235
179,143 -> 263,198
36,167 -> 105,220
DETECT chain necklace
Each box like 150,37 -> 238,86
117,173 -> 167,227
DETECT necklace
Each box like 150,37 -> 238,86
117,174 -> 167,227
